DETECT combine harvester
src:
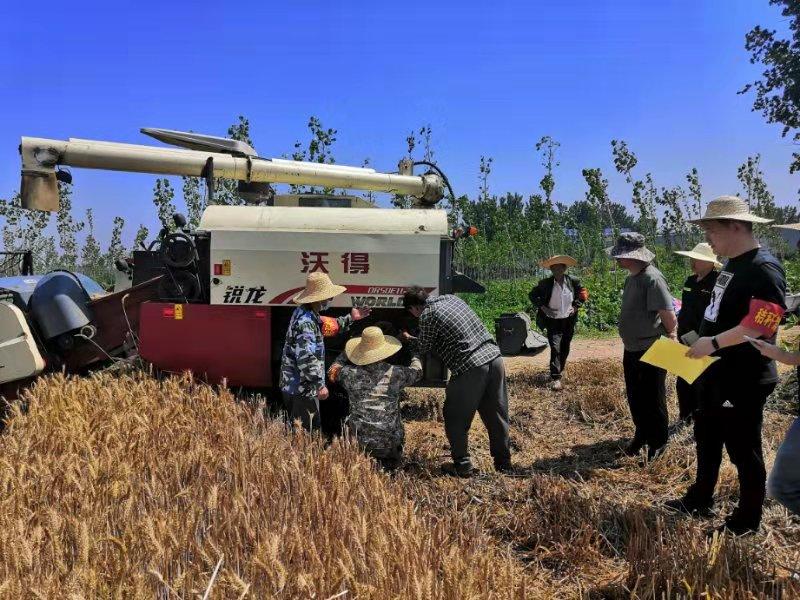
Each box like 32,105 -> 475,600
3,127 -> 530,398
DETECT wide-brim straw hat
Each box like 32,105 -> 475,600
607,232 -> 655,263
674,242 -> 722,268
540,255 -> 577,269
345,326 -> 402,366
292,272 -> 347,304
689,195 -> 772,224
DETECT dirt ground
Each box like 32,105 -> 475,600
503,336 -> 622,374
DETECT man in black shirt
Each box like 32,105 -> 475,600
673,242 -> 721,423
668,196 -> 786,536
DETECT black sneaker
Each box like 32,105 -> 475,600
646,444 -> 667,461
664,496 -> 713,517
621,440 -> 644,457
716,515 -> 759,537
442,462 -> 474,478
494,461 -> 514,474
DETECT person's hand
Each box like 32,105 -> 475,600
351,307 -> 371,321
327,364 -> 342,383
746,337 -> 783,360
667,329 -> 678,341
399,331 -> 417,343
317,386 -> 329,401
686,336 -> 715,359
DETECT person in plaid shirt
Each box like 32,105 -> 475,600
401,286 -> 512,476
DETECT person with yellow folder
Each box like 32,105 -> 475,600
667,196 -> 786,536
673,243 -> 722,424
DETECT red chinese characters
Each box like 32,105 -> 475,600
341,252 -> 369,274
301,251 -> 330,274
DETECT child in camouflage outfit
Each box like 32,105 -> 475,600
329,326 -> 422,470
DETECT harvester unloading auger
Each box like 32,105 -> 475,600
2,127 -> 495,402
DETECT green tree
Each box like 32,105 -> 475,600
55,182 -> 84,270
657,185 -> 690,249
611,140 -> 657,241
535,135 -> 560,214
213,115 -> 255,206
737,154 -> 783,249
133,225 -> 150,252
290,116 -> 338,195
742,0 -> 800,173
105,216 -> 125,274
582,167 -> 615,233
0,192 -> 53,273
152,178 -> 177,231
419,124 -> 434,162
80,208 -> 105,284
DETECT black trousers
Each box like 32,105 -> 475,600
675,378 -> 698,422
623,350 -> 668,451
687,382 -> 775,526
543,314 -> 576,380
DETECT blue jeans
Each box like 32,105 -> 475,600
768,417 -> 800,516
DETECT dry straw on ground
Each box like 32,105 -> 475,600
0,358 -> 799,598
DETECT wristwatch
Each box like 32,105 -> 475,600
711,336 -> 720,351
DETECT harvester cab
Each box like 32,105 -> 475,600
10,127 -> 484,396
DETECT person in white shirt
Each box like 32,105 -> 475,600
528,255 -> 588,390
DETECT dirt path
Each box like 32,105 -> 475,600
502,335 -> 623,374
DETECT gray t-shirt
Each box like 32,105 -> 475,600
618,264 -> 674,352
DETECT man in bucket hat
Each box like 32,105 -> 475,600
672,243 -> 722,424
610,232 -> 677,461
279,272 -> 371,431
328,326 -> 422,470
528,255 -> 588,390
667,196 -> 786,536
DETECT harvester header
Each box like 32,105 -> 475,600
19,128 -> 446,211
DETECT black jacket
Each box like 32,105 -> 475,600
528,275 -> 587,330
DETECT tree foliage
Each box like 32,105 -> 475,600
742,0 -> 800,173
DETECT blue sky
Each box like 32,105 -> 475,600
0,0 -> 796,246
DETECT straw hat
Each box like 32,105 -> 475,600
674,242 -> 722,268
689,195 -> 772,224
540,255 -> 577,269
608,232 -> 655,263
345,326 -> 402,366
292,272 -> 347,304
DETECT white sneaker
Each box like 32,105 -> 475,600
550,379 -> 563,391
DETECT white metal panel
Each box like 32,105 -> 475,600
198,205 -> 448,235
0,303 -> 45,384
209,230 -> 441,308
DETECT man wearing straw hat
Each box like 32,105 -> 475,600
328,326 -> 422,470
279,272 -> 371,431
667,196 -> 786,535
609,232 -> 677,461
528,255 -> 588,390
673,242 -> 722,424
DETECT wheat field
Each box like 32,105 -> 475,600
0,359 -> 798,598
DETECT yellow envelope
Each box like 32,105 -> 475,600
639,336 -> 719,384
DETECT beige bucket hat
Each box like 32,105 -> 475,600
345,326 -> 403,366
608,232 -> 655,262
292,272 -> 347,304
540,254 -> 577,269
674,242 -> 722,268
689,195 -> 772,224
